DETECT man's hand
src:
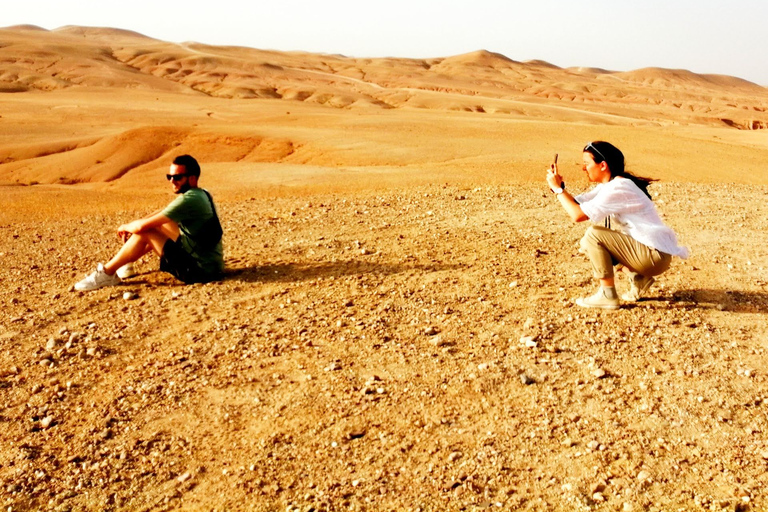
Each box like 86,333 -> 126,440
117,220 -> 143,240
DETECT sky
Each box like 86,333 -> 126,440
4,0 -> 768,85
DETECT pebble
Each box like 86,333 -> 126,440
520,336 -> 537,348
636,470 -> 651,482
177,472 -> 192,483
123,291 -> 138,300
46,337 -> 60,351
41,416 -> 54,429
424,326 -> 439,336
520,373 -> 535,385
346,429 -> 366,440
429,335 -> 450,347
448,451 -> 463,462
592,368 -> 607,379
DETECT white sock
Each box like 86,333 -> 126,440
601,286 -> 618,299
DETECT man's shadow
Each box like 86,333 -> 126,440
226,260 -> 463,284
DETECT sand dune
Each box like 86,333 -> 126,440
1,23 -> 768,187
2,25 -> 767,129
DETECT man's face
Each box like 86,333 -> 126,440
167,164 -> 190,194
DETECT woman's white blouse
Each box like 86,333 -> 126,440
574,177 -> 689,258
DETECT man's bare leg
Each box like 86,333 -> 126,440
103,230 -> 170,275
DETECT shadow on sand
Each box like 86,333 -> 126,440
634,289 -> 768,314
225,260 -> 463,284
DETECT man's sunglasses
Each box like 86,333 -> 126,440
166,173 -> 189,182
583,142 -> 607,162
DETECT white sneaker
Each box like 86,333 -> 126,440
575,288 -> 620,310
74,263 -> 121,291
116,263 -> 136,279
622,274 -> 655,302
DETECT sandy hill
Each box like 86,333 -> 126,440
2,24 -> 768,186
1,25 -> 767,129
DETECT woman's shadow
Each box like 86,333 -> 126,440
638,289 -> 768,313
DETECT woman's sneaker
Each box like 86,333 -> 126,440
576,288 -> 620,310
74,263 -> 120,291
622,274 -> 655,302
116,263 -> 136,279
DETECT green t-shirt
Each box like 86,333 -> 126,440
161,188 -> 224,276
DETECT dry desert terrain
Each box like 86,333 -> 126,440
2,25 -> 768,511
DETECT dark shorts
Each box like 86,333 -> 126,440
160,239 -> 216,284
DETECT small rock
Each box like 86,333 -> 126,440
424,326 -> 439,336
177,472 -> 192,483
520,335 -> 537,348
429,335 -> 450,347
587,441 -> 600,451
592,492 -> 605,502
123,291 -> 138,300
592,368 -> 607,379
716,409 -> 733,422
346,429 -> 366,440
448,451 -> 463,462
636,470 -> 651,482
46,338 -> 60,351
41,416 -> 55,429
324,362 -> 342,372
590,480 -> 607,493
520,373 -> 535,385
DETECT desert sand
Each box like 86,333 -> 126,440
1,25 -> 768,511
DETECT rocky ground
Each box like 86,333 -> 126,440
1,182 -> 768,511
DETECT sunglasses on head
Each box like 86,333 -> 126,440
166,173 -> 189,182
584,142 -> 607,162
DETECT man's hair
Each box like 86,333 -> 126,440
172,155 -> 201,177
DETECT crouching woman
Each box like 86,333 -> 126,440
546,141 -> 688,309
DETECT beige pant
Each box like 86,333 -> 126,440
580,225 -> 671,279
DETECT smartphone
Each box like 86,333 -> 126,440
553,153 -> 564,189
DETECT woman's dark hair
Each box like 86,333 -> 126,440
172,154 -> 201,177
584,141 -> 656,199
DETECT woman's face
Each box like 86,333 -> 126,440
582,152 -> 610,183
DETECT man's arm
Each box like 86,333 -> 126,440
118,212 -> 177,238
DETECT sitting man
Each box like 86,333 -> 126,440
74,155 -> 224,291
